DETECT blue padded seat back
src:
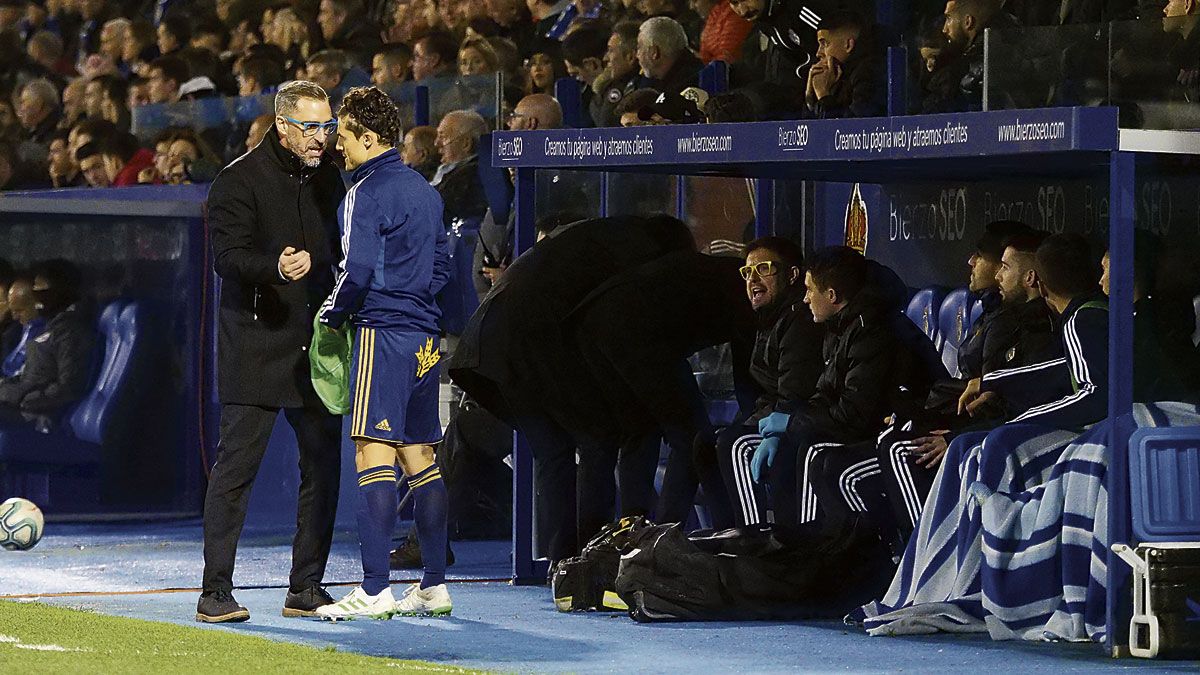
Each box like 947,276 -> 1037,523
969,298 -> 984,328
937,288 -> 976,378
69,301 -> 140,445
905,287 -> 945,343
1129,427 -> 1200,542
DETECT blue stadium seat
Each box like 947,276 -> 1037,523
970,298 -> 984,328
937,288 -> 976,379
905,287 -> 946,343
0,301 -> 146,509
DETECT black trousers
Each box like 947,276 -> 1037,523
717,423 -> 802,530
874,424 -> 940,541
201,403 -> 342,594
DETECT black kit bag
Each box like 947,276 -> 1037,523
552,516 -> 652,612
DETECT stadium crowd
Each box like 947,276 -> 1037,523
0,0 -> 1198,191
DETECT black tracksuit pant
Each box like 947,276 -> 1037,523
202,403 -> 342,594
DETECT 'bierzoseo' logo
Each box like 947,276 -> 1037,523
778,123 -> 809,152
496,136 -> 524,160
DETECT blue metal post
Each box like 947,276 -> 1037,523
554,77 -> 586,128
887,46 -> 908,117
754,179 -> 775,237
511,167 -> 545,585
675,175 -> 686,220
1105,150 -> 1136,656
699,61 -> 729,96
415,85 -> 430,127
600,172 -> 609,218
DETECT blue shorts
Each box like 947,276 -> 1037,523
349,327 -> 442,445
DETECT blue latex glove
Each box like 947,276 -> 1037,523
750,436 -> 781,483
758,412 -> 791,437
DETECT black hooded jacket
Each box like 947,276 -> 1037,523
746,284 -> 824,423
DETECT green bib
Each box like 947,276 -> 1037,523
309,314 -> 354,415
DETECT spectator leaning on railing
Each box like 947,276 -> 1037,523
637,16 -> 703,95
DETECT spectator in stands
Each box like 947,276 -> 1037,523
507,92 -> 563,131
386,0 -> 438,44
637,16 -> 703,94
1,276 -> 44,379
484,0 -> 535,56
16,77 -> 59,147
95,74 -> 130,129
432,110 -> 489,230
67,118 -> 117,165
74,0 -> 114,67
76,132 -> 154,187
123,19 -> 159,73
265,7 -> 315,75
304,49 -> 352,95
590,21 -> 643,126
1161,0 -> 1200,101
237,54 -> 285,96
190,18 -> 228,56
616,86 -> 662,125
164,129 -> 222,184
401,125 -> 439,181
413,31 -> 458,81
805,11 -> 884,118
147,55 -> 189,104
458,36 -> 500,75
317,0 -> 382,67
940,0 -> 1019,112
0,0 -> 21,33
372,43 -> 412,90
244,113 -> 274,151
528,0 -> 569,41
0,259 -> 96,429
59,78 -> 86,128
47,129 -> 84,188
138,128 -> 176,184
715,237 -> 824,534
561,24 -> 609,124
157,14 -> 191,57
99,18 -> 131,71
526,45 -> 566,94
697,0 -> 753,63
126,75 -> 151,108
642,0 -> 705,45
27,30 -> 68,76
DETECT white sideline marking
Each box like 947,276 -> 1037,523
0,634 -> 90,652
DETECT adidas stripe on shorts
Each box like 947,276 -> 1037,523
348,327 -> 443,445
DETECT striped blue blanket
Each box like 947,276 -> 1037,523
852,402 -> 1200,642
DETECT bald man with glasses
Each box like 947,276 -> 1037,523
198,80 -> 347,624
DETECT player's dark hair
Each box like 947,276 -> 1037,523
417,31 -> 458,67
745,236 -> 804,273
807,246 -> 868,301
1002,230 -> 1047,255
536,211 -> 585,236
33,258 -> 83,295
149,55 -> 190,87
338,86 -> 403,147
1036,234 -> 1099,298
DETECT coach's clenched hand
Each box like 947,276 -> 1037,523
279,246 -> 312,281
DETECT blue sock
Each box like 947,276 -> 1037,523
356,465 -> 398,596
408,464 -> 448,589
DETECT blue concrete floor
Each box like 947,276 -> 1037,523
1,521 -> 1193,672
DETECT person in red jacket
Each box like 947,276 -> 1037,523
698,0 -> 753,63
75,132 -> 154,187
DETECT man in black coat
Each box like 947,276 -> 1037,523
448,215 -> 695,563
198,80 -> 346,623
805,11 -> 885,119
568,250 -> 759,532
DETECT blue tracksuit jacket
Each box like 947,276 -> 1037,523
317,151 -> 450,333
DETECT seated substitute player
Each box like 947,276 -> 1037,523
715,237 -> 824,533
314,86 -> 453,620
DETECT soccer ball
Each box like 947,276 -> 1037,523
0,497 -> 44,551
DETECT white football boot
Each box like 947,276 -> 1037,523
315,586 -> 395,621
392,583 -> 452,616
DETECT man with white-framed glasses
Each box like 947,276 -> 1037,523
713,237 -> 824,542
199,80 -> 346,624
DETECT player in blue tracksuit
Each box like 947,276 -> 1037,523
962,234 -> 1109,432
313,87 -> 453,620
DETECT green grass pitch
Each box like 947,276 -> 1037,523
0,600 -> 482,674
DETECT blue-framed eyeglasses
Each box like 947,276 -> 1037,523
282,116 -> 338,137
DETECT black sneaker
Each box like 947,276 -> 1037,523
388,536 -> 456,569
196,590 -> 250,623
282,585 -> 335,618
